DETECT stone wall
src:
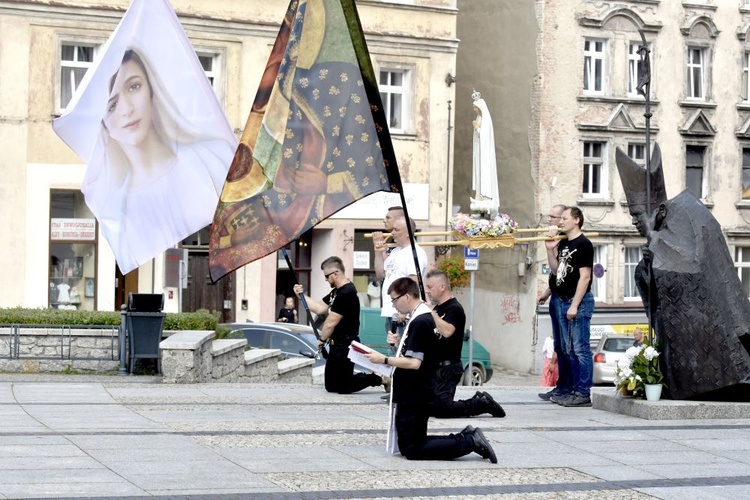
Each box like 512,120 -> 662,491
0,326 -> 120,373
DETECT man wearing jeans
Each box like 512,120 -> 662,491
544,206 -> 594,407
537,204 -> 573,402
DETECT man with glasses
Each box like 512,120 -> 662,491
364,277 -> 497,463
293,256 -> 384,394
537,204 -> 573,403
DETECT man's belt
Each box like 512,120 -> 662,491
328,336 -> 356,346
437,360 -> 459,367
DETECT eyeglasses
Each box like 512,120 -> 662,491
390,293 -> 406,303
324,270 -> 338,279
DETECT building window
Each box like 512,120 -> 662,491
582,141 -> 606,196
743,148 -> 750,200
627,143 -> 646,167
628,42 -> 649,98
379,69 -> 408,133
591,245 -> 606,302
624,246 -> 641,300
743,52 -> 750,101
60,44 -> 97,110
49,190 -> 97,310
583,38 -> 606,95
686,47 -> 705,100
685,145 -> 705,199
735,246 -> 750,298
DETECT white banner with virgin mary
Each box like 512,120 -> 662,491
52,0 -> 235,274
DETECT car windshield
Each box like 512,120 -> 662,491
603,338 -> 632,352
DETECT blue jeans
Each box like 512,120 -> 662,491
549,293 -> 572,394
554,292 -> 594,398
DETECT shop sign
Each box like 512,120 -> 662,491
51,218 -> 96,241
353,251 -> 370,269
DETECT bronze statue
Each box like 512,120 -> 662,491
617,144 -> 750,400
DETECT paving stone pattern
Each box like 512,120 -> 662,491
0,372 -> 749,499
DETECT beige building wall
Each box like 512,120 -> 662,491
1,1 -> 458,328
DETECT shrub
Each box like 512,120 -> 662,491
0,307 -> 219,331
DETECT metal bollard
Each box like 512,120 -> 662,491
119,304 -> 128,376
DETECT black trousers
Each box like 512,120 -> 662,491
396,401 -> 473,460
324,346 -> 382,394
429,362 -> 481,418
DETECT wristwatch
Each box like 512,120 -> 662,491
383,356 -> 389,365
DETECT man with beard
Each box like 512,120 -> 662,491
293,256 -> 384,394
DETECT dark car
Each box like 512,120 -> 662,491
223,322 -> 324,367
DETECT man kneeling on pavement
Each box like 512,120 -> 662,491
425,269 -> 505,419
365,277 -> 497,463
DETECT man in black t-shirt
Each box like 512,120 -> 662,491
425,269 -> 505,418
293,256 -> 383,394
364,278 -> 497,463
544,207 -> 595,408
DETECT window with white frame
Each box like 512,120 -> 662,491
735,246 -> 750,298
583,38 -> 606,95
60,43 -> 98,110
685,145 -> 706,199
591,245 -> 606,302
623,246 -> 642,300
628,42 -> 649,97
195,51 -> 224,104
379,69 -> 409,133
743,148 -> 750,200
744,52 -> 750,101
627,143 -> 646,167
686,47 -> 705,99
582,141 -> 606,196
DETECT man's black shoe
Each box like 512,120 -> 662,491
561,394 -> 592,407
462,426 -> 497,464
480,391 -> 506,418
538,388 -> 558,401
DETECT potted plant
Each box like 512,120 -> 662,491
613,341 -> 665,400
436,253 -> 471,289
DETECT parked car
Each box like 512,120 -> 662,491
222,322 -> 324,367
592,334 -> 635,384
358,306 -> 494,385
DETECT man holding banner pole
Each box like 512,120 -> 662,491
293,256 -> 384,394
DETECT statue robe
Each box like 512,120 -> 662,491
636,190 -> 750,400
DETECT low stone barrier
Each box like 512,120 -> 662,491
0,325 -> 119,373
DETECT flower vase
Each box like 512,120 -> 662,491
645,384 -> 662,401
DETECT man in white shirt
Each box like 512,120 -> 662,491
373,216 -> 428,338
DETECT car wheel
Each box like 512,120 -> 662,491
464,364 -> 485,386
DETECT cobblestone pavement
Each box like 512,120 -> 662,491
1,371 -> 750,499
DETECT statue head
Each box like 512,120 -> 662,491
615,142 -> 667,237
471,89 -> 481,102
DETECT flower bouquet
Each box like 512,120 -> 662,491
450,212 -> 518,238
613,341 -> 664,398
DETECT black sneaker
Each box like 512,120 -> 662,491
549,392 -> 569,404
480,391 -> 506,418
561,394 -> 592,407
538,388 -> 558,401
463,426 -> 497,464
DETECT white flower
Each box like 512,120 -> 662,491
643,346 -> 659,361
625,346 -> 641,359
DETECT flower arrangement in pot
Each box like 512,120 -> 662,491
614,341 -> 664,399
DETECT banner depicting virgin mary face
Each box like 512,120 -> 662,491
52,0 -> 235,274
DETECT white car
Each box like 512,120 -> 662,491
592,334 -> 636,384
